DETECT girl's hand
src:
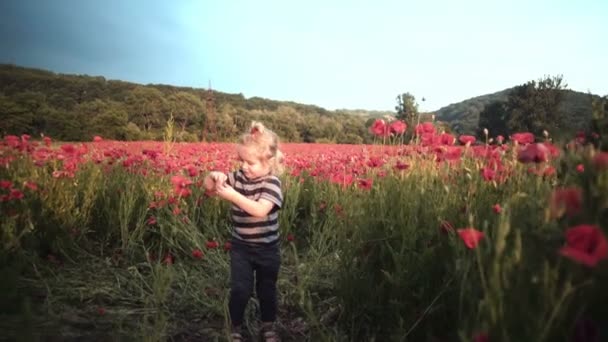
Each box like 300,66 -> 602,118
215,182 -> 238,201
210,171 -> 227,187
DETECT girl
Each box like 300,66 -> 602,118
203,121 -> 284,342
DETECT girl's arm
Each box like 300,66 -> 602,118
215,182 -> 275,217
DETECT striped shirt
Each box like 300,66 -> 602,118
227,170 -> 283,246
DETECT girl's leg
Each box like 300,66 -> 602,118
255,245 -> 281,325
229,243 -> 254,329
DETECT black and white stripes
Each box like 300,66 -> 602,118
227,170 -> 283,245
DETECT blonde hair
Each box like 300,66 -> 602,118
239,121 -> 284,176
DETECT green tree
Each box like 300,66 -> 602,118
215,103 -> 238,141
395,92 -> 419,125
477,101 -> 510,139
167,91 -> 205,134
0,92 -> 48,136
507,75 -> 566,137
590,95 -> 608,151
72,99 -> 130,140
125,86 -> 168,131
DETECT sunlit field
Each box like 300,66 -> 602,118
1,125 -> 607,341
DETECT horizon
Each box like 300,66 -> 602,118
0,0 -> 606,112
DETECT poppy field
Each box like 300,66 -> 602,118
1,123 -> 607,341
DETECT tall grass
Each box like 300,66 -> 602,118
0,139 -> 606,341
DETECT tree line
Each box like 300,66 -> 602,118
0,64 -> 379,143
1,65 -> 605,145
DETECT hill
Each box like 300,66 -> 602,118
433,87 -> 602,135
0,64 -> 379,143
1,64 -> 604,142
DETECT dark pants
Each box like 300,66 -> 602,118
229,241 -> 281,327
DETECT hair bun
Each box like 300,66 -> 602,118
250,122 -> 264,136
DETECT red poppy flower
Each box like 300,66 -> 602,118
223,241 -> 232,251
511,132 -> 535,144
97,307 -> 106,316
369,119 -> 390,137
192,248 -> 204,259
440,220 -> 455,234
576,164 -> 584,173
550,187 -> 582,218
517,143 -> 549,163
394,161 -> 410,171
146,216 -> 157,225
9,189 -> 24,200
24,181 -> 38,191
389,120 -> 407,135
357,178 -> 373,190
287,234 -> 295,242
492,204 -> 502,214
481,167 -> 496,182
457,228 -> 485,249
206,240 -> 219,249
458,135 -> 476,145
171,175 -> 193,189
559,224 -> 608,267
593,152 -> 608,170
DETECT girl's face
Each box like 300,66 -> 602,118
237,145 -> 272,179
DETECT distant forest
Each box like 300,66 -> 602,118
435,86 -> 604,140
0,64 -> 605,143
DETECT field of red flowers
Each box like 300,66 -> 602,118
1,125 -> 607,341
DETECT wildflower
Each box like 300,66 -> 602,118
511,132 -> 535,144
439,133 -> 456,145
439,220 -> 454,234
369,119 -> 390,137
559,224 -> 608,267
60,144 -> 76,154
333,204 -> 344,217
97,307 -> 106,316
318,201 -> 328,212
550,187 -> 582,218
93,136 -> 103,142
492,204 -> 502,214
163,254 -> 174,265
457,228 -> 485,249
517,143 -> 549,163
192,248 -> 204,259
224,241 -> 232,251
394,161 -> 410,171
389,120 -> 407,135
9,189 -> 24,200
576,164 -> 584,173
171,175 -> 193,189
206,240 -> 219,249
357,178 -> 373,190
592,152 -> 608,170
24,181 -> 38,191
0,180 -> 12,189
458,135 -> 476,145
481,167 -> 496,182
287,234 -> 295,242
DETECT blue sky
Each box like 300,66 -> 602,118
0,0 -> 606,112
